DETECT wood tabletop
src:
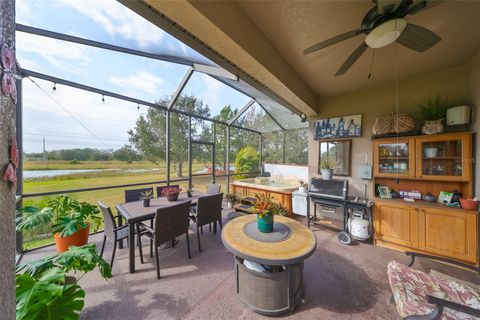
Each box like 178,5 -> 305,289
116,192 -> 209,223
221,215 -> 317,265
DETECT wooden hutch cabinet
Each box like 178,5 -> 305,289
373,132 -> 478,266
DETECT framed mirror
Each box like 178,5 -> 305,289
318,140 -> 352,176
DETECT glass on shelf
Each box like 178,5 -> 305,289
378,142 -> 410,175
421,140 -> 463,176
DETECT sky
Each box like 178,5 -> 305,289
16,0 -> 253,153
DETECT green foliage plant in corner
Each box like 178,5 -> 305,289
16,243 -> 112,320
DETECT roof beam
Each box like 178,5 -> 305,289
227,99 -> 255,125
15,23 -> 213,67
193,64 -> 238,81
167,67 -> 194,110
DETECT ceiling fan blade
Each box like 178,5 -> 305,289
303,29 -> 364,55
408,0 -> 446,15
396,23 -> 441,52
335,42 -> 368,76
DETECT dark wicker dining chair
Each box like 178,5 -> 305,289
194,193 -> 223,252
138,200 -> 192,279
98,201 -> 143,268
124,187 -> 154,263
156,184 -> 179,198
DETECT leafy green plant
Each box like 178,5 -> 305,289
320,157 -> 339,170
234,145 -> 260,180
250,194 -> 286,218
16,195 -> 101,238
16,267 -> 85,320
16,243 -> 112,280
140,189 -> 153,199
16,244 -> 111,320
417,96 -> 450,120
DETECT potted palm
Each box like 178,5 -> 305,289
162,186 -> 181,202
298,180 -> 308,193
418,96 -> 450,134
140,190 -> 153,207
16,243 -> 112,320
16,195 -> 101,252
320,157 -> 338,180
250,194 -> 286,233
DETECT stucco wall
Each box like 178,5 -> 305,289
469,52 -> 480,197
308,62 -> 474,197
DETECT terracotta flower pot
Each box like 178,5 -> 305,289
54,223 -> 90,252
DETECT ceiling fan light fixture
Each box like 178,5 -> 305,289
365,19 -> 407,49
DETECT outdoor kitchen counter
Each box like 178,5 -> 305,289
221,215 -> 317,315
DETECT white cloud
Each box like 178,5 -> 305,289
199,74 -> 224,110
109,71 -> 165,94
16,0 -> 35,25
23,78 -> 142,152
58,0 -> 165,49
17,32 -> 90,73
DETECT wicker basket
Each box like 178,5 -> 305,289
372,113 -> 415,135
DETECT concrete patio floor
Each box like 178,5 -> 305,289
21,212 -> 479,320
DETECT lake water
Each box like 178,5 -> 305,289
23,168 -> 160,179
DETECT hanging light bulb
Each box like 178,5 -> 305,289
52,83 -> 56,91
102,95 -> 105,103
137,104 -> 140,110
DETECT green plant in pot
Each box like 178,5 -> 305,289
16,243 -> 112,320
320,157 -> 338,180
250,194 -> 286,233
140,190 -> 153,207
225,193 -> 238,208
16,195 -> 101,252
418,96 -> 450,134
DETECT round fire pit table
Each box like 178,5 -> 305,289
221,215 -> 317,316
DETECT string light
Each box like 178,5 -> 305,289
137,104 -> 140,110
102,95 -> 105,103
52,82 -> 56,91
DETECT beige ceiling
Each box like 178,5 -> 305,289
238,0 -> 480,97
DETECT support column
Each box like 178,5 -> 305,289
259,133 -> 263,176
166,110 -> 171,184
0,0 -> 17,318
226,126 -> 230,193
282,130 -> 286,164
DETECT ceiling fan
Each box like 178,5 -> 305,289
303,0 -> 442,76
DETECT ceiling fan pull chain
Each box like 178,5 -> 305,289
368,49 -> 376,79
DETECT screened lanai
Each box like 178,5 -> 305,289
14,0 -> 308,253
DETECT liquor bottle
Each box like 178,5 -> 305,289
338,118 -> 345,136
320,120 -> 326,136
331,123 -> 337,136
348,119 -> 356,136
355,124 -> 361,136
325,119 -> 331,135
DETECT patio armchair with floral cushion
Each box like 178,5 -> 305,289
388,252 -> 480,320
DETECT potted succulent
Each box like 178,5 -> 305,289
225,193 -> 238,208
298,180 -> 308,193
16,195 -> 101,252
320,157 -> 338,180
140,189 -> 153,207
418,96 -> 450,135
162,186 -> 181,202
250,194 -> 286,233
16,243 -> 112,320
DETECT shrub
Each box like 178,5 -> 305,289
234,145 -> 259,180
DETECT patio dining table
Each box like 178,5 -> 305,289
116,192 -> 209,273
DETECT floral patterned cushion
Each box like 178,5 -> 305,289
387,261 -> 480,320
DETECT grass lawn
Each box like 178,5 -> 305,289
21,160 -> 229,250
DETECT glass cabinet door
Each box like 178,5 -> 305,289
374,139 -> 414,178
416,134 -> 471,181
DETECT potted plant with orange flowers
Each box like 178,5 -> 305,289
250,194 -> 286,233
162,186 -> 181,202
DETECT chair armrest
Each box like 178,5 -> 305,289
427,295 -> 480,318
405,251 -> 479,272
137,222 -> 154,234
